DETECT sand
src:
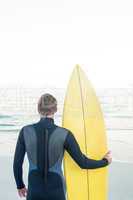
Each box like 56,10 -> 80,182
0,156 -> 133,200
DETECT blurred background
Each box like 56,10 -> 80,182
0,85 -> 133,199
0,0 -> 133,199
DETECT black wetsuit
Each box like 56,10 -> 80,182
13,117 -> 109,200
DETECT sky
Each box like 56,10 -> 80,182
0,0 -> 133,89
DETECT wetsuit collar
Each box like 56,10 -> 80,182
38,116 -> 54,127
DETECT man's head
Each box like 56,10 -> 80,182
37,93 -> 57,117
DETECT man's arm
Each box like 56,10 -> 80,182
13,127 -> 26,189
64,130 -> 109,169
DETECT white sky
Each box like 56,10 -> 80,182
0,0 -> 133,89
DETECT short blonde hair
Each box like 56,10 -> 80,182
37,93 -> 57,116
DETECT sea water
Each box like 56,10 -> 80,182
0,86 -> 133,199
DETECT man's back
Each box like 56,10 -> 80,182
13,117 -> 109,200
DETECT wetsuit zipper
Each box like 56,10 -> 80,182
44,128 -> 48,184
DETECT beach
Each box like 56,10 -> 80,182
0,127 -> 133,200
1,0 -> 133,197
0,87 -> 133,199
0,155 -> 133,200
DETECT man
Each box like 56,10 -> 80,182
13,93 -> 112,200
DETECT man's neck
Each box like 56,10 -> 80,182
40,114 -> 54,119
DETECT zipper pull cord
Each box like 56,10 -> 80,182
44,128 -> 48,184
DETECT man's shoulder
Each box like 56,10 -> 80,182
56,125 -> 71,136
22,123 -> 71,135
21,123 -> 36,130
55,125 -> 71,135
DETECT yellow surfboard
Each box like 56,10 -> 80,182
62,65 -> 108,200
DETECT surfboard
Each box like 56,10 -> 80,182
62,65 -> 108,200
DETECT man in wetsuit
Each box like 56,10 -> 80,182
13,93 -> 112,200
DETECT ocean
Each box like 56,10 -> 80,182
0,86 -> 133,199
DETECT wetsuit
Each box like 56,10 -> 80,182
13,117 -> 109,200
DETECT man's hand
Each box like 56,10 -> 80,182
103,150 -> 112,164
18,187 -> 27,198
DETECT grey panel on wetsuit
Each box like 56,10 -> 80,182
23,125 -> 68,168
48,127 -> 68,168
49,152 -> 67,197
23,125 -> 37,166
